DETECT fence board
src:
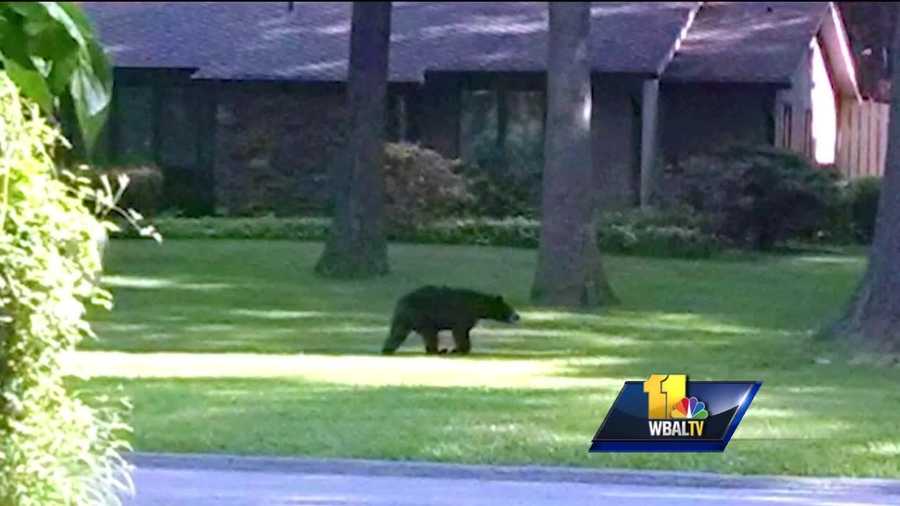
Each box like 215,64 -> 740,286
868,102 -> 879,175
881,104 -> 890,174
838,102 -> 851,169
837,99 -> 889,178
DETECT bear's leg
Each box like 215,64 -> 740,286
420,328 -> 439,354
382,317 -> 412,354
451,326 -> 471,354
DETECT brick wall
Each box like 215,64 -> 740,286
213,83 -> 350,216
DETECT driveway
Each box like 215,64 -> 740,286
123,453 -> 900,506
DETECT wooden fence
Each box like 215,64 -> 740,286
837,99 -> 889,178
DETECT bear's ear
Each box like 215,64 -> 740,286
495,295 -> 504,303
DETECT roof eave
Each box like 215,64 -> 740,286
819,2 -> 862,101
655,2 -> 702,76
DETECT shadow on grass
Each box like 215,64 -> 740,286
89,240 -> 870,356
71,374 -> 900,477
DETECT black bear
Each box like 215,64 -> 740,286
381,286 -> 520,355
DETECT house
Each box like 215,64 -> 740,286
81,2 -> 859,215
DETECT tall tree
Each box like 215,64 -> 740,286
839,2 -> 897,102
531,2 -> 616,307
830,6 -> 900,351
316,2 -> 391,278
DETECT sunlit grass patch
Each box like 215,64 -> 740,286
76,240 -> 900,477
65,351 -> 633,390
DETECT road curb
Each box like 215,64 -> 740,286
126,452 -> 900,496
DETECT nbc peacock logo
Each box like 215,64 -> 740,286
672,396 -> 709,420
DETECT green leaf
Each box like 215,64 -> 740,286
0,2 -> 112,150
57,2 -> 99,39
84,38 -> 113,111
39,2 -> 87,46
5,2 -> 50,20
47,49 -> 78,95
2,56 -> 53,112
0,19 -> 55,113
27,21 -> 79,63
69,42 -> 112,152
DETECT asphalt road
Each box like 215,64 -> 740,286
122,454 -> 900,506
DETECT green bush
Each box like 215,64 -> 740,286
87,165 -> 165,217
383,143 -> 472,228
0,74 -> 133,506
675,145 -> 843,250
461,134 -> 543,218
115,213 -> 721,258
599,207 -> 720,258
847,176 -> 882,243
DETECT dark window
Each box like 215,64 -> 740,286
115,86 -> 155,163
460,89 -> 499,161
460,88 -> 543,169
782,105 -> 793,148
158,86 -> 200,168
386,93 -> 409,142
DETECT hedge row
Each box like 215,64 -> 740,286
113,215 -> 721,258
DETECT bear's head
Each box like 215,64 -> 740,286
487,295 -> 520,324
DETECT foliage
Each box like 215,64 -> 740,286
599,207 -> 720,259
0,2 -> 113,151
118,215 -> 333,241
85,165 -> 165,218
0,73 -> 152,505
461,134 -> 543,218
846,176 -> 882,243
382,143 -> 472,228
675,145 -> 843,250
113,213 -> 721,259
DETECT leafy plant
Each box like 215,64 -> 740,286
0,72 -> 148,505
86,165 -> 165,218
382,143 -> 472,228
461,133 -> 543,218
0,4 -> 152,505
114,214 -> 721,259
675,145 -> 842,250
0,2 -> 113,151
847,176 -> 882,243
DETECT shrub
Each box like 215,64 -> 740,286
599,207 -> 720,258
0,74 -> 135,506
847,176 -> 882,243
88,164 -> 165,217
114,213 -> 721,258
674,145 -> 843,250
382,143 -> 473,228
460,135 -> 543,218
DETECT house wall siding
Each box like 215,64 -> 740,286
591,77 -> 642,209
775,43 -> 814,156
110,73 -> 795,217
101,69 -> 217,215
213,83 -> 350,216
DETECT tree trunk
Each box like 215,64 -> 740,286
831,7 -> 900,351
316,2 -> 391,278
531,2 -> 617,307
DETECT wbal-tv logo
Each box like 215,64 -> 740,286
590,374 -> 761,452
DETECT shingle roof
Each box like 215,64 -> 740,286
83,2 -> 698,82
83,2 -> 832,85
663,2 -> 830,84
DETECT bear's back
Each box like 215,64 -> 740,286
398,286 -> 490,323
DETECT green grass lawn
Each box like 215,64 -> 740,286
72,239 -> 900,477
